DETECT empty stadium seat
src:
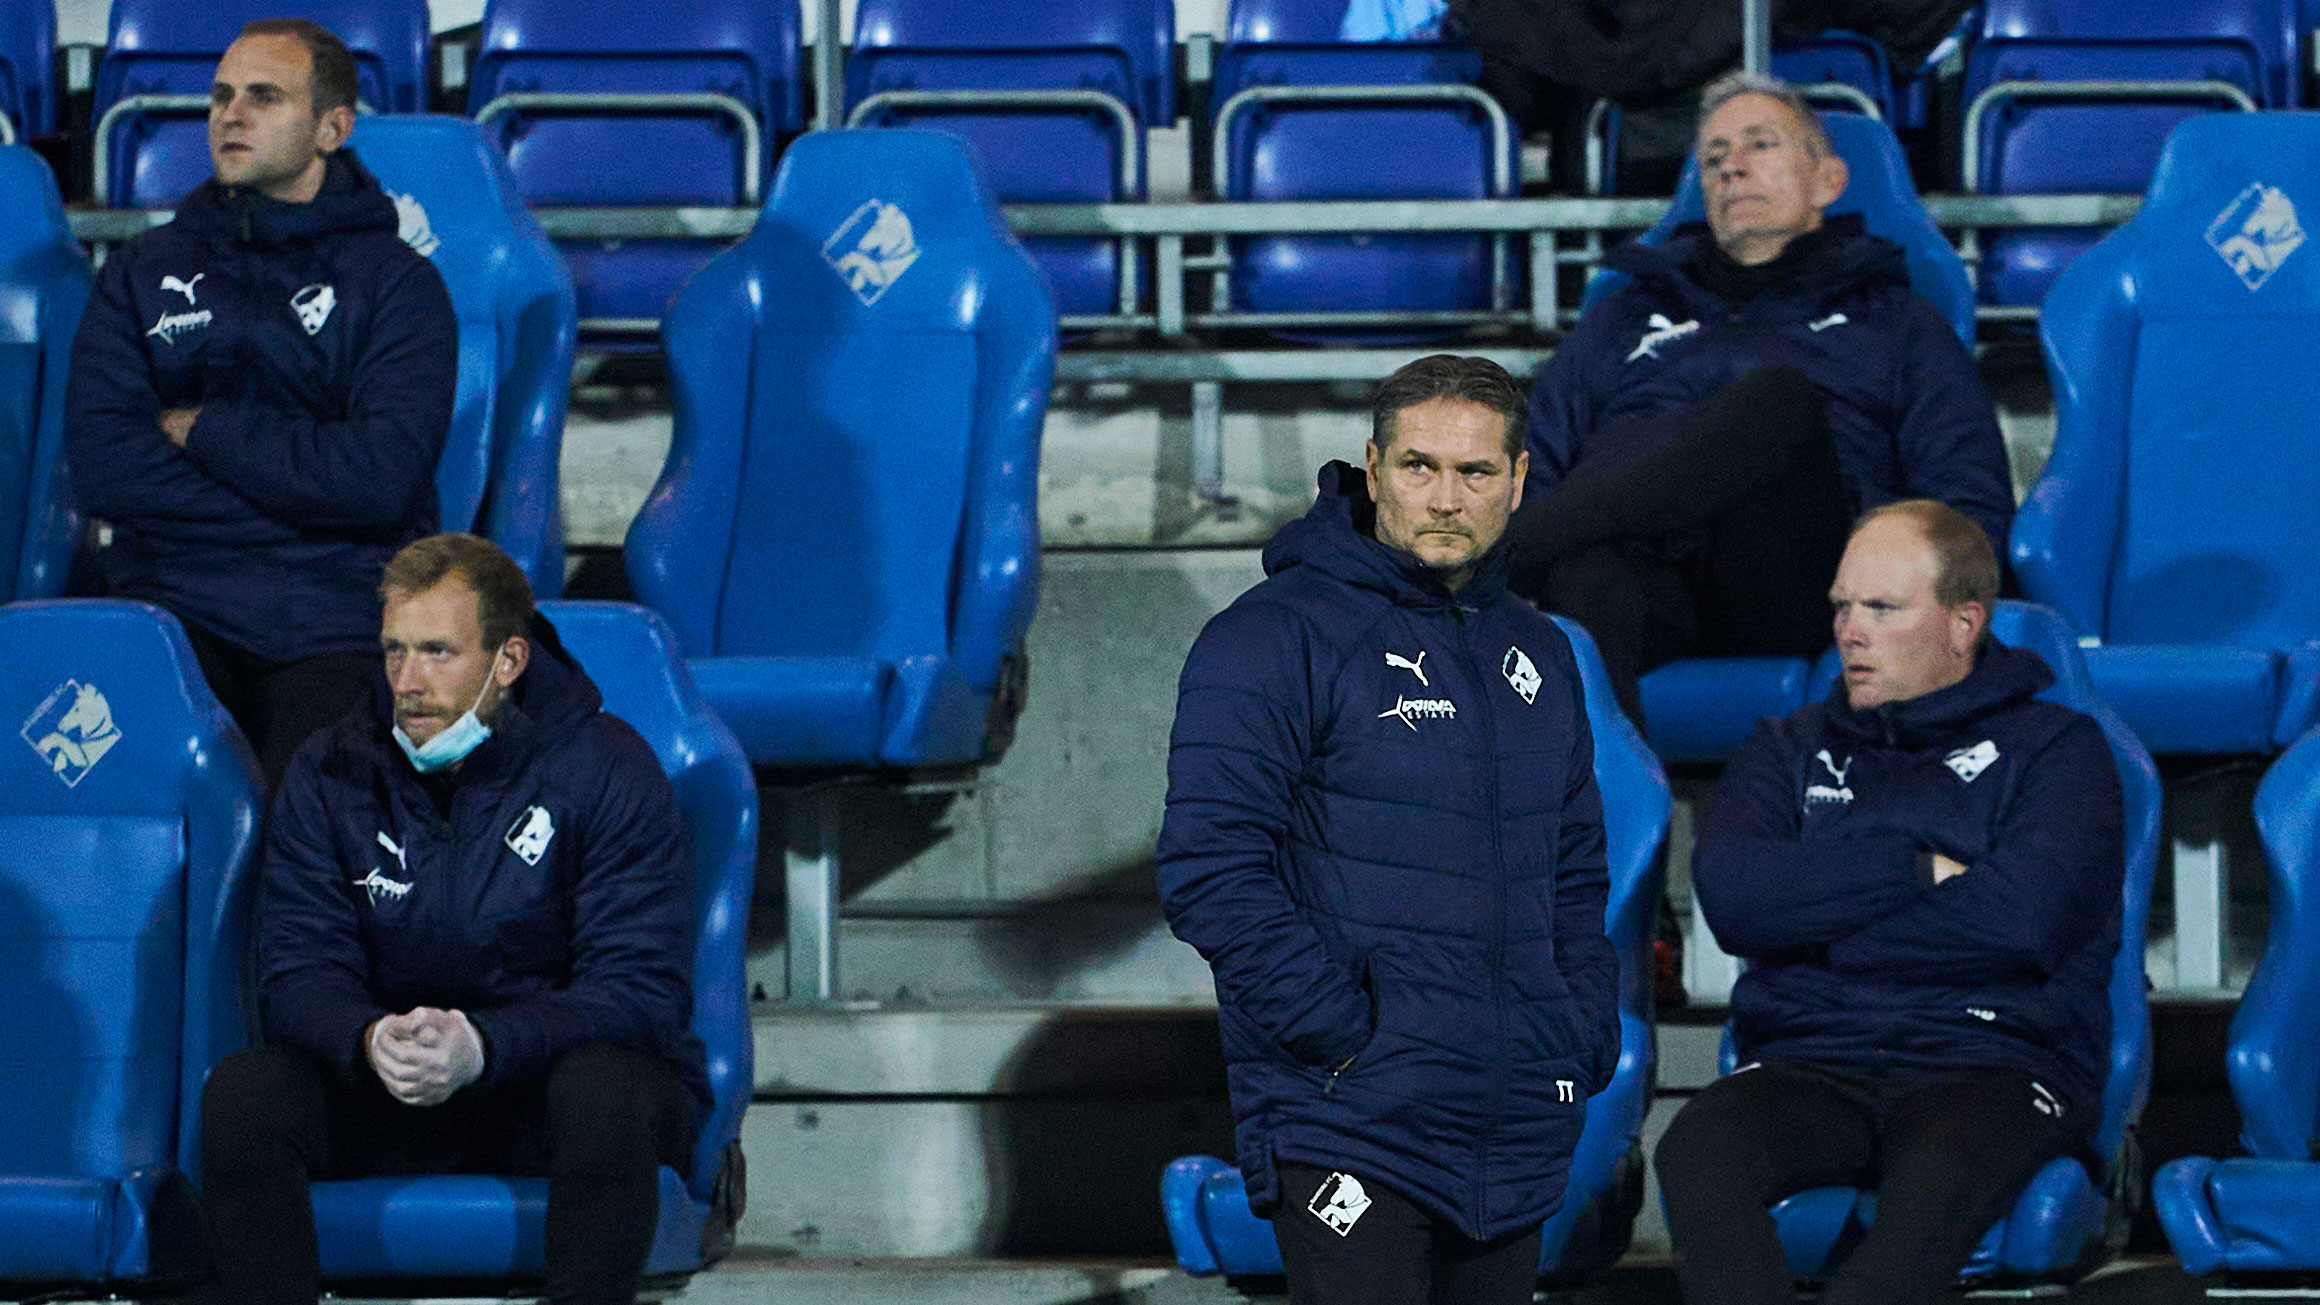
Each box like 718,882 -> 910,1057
2153,724 -> 2320,1275
1728,601 -> 2160,1280
0,147 -> 92,603
349,116 -> 577,600
845,0 -> 1172,320
1211,0 -> 1513,336
0,0 -> 53,144
1162,617 -> 1673,1278
625,128 -> 1051,770
2015,113 -> 2320,754
1963,0 -> 2289,307
1774,30 -> 1895,121
94,0 -> 430,207
469,0 -> 804,331
308,600 -> 757,1281
0,600 -> 263,1283
1582,112 -> 1974,763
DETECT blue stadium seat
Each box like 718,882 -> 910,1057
469,0 -> 804,332
626,128 -> 1052,769
1722,601 -> 2160,1281
0,147 -> 92,603
348,116 -> 577,601
2015,114 -> 2320,754
845,0 -> 1172,320
0,600 -> 263,1283
93,0 -> 430,207
1162,617 -> 1673,1278
1963,0 -> 2290,307
1211,0 -> 1513,337
1583,112 -> 1973,763
1774,30 -> 1895,122
0,0 -> 53,143
2153,725 -> 2320,1275
308,600 -> 757,1281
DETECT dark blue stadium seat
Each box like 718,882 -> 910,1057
349,116 -> 577,600
0,0 -> 53,143
625,128 -> 1052,769
1211,0 -> 1513,336
2016,113 -> 2320,754
844,0 -> 1171,320
0,600 -> 262,1283
1728,601 -> 2160,1280
1583,112 -> 1973,763
308,600 -> 757,1280
469,0 -> 803,331
1963,0 -> 2290,307
2154,725 -> 2320,1275
1774,30 -> 1895,122
1162,617 -> 1672,1278
93,0 -> 430,207
0,147 -> 92,603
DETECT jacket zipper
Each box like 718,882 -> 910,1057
1454,601 -> 1510,1236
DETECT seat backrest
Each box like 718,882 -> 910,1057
534,601 -> 757,1199
1971,0 -> 2295,107
0,147 -> 92,603
1216,0 -> 1484,103
2036,114 -> 2320,647
470,0 -> 802,207
347,115 -> 577,600
1773,30 -> 1894,121
849,0 -> 1175,125
1582,112 -> 1974,342
0,600 -> 261,1184
2237,727 -> 2320,1159
629,128 -> 1055,668
0,0 -> 53,139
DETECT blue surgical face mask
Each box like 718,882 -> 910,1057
394,644 -> 505,774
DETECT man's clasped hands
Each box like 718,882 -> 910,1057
365,1007 -> 486,1107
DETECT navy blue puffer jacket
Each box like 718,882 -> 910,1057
1157,463 -> 1621,1241
1695,642 -> 2123,1121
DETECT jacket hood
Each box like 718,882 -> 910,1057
174,148 -> 401,249
1823,639 -> 2057,749
1607,213 -> 1910,315
359,610 -> 606,783
1261,460 -> 1513,608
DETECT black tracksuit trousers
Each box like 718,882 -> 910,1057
1270,1161 -> 1544,1305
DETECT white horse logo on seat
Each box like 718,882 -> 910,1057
21,680 -> 124,787
2207,182 -> 2306,290
822,199 -> 922,305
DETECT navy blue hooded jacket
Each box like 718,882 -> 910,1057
1157,463 -> 1621,1241
1695,641 -> 2124,1121
66,149 -> 456,662
1527,216 -> 2015,556
257,612 -> 710,1126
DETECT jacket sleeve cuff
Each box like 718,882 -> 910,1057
179,398 -> 253,485
1914,849 -> 1937,887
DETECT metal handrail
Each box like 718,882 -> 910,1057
475,90 -> 765,205
847,87 -> 1144,316
0,113 -> 14,147
1962,78 -> 2258,194
1797,81 -> 1883,120
94,93 -> 376,206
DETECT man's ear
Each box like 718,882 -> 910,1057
1811,152 -> 1850,213
1364,436 -> 1385,484
496,636 -> 531,687
1950,601 -> 1987,659
1509,447 -> 1529,512
314,104 -> 354,155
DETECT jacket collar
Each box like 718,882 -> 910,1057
172,148 -> 401,250
1606,213 -> 1908,318
1262,461 -> 1514,611
350,611 -> 605,791
1821,640 -> 2058,750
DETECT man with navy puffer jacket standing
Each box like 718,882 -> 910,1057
1657,501 -> 2124,1305
1159,355 -> 1621,1305
65,19 -> 455,783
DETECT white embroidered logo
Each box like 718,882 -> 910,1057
1385,650 -> 1430,687
292,283 -> 336,335
1308,1172 -> 1373,1236
1378,695 -> 1458,730
146,306 -> 213,344
2207,182 -> 2305,291
160,272 -> 204,305
505,805 -> 556,866
355,867 -> 412,905
1501,646 -> 1542,705
1555,1079 -> 1576,1103
21,679 -> 123,787
1967,1007 -> 1998,1022
823,199 -> 921,305
1945,740 -> 2000,783
2030,1081 -> 2064,1118
1625,312 -> 1700,362
1808,311 -> 1849,332
376,829 -> 408,873
1806,749 -> 1854,804
392,191 -> 440,257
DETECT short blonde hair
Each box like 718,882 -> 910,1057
1853,500 -> 2000,643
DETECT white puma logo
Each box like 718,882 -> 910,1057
1626,312 -> 1700,362
1808,311 -> 1848,332
1385,650 -> 1429,687
161,273 -> 203,305
1816,749 -> 1851,786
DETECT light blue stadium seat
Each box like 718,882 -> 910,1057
0,0 -> 53,142
2154,725 -> 2320,1275
1583,112 -> 1973,764
469,0 -> 803,333
308,600 -> 757,1281
1162,617 -> 1673,1278
0,600 -> 262,1284
349,115 -> 577,600
1720,601 -> 2160,1282
93,0 -> 431,208
626,128 -> 1053,769
0,146 -> 91,603
2015,113 -> 2320,755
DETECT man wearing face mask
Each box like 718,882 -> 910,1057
65,18 -> 456,784
1656,502 -> 2124,1305
1158,355 -> 1619,1305
196,534 -> 706,1305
